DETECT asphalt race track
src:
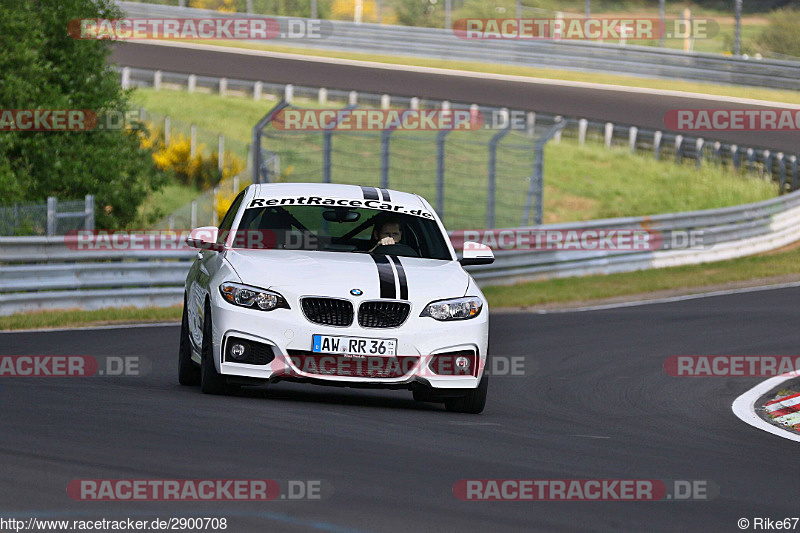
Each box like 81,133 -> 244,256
2,287 -> 798,532
110,41 -> 800,153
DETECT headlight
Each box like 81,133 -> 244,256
219,282 -> 289,311
420,296 -> 483,321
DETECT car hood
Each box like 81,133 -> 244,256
224,249 -> 469,303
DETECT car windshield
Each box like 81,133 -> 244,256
233,204 -> 452,260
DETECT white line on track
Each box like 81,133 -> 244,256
132,40 -> 800,108
732,373 -> 800,443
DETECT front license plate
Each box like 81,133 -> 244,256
312,334 -> 397,356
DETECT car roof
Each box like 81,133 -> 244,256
252,182 -> 427,209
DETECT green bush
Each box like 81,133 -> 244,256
756,8 -> 800,58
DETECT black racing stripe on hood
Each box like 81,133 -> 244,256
371,254 -> 396,299
389,256 -> 408,300
360,186 -> 380,200
379,188 -> 391,201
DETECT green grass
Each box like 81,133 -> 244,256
133,87 -> 777,230
184,38 -> 800,106
483,244 -> 800,308
0,306 -> 182,331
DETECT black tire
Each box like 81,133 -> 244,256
178,299 -> 201,386
444,374 -> 488,414
200,302 -> 229,395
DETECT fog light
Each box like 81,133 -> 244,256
230,343 -> 247,361
455,356 -> 470,370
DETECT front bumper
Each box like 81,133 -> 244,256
210,296 -> 488,389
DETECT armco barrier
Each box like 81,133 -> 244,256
2,189 -> 800,315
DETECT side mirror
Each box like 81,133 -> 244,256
459,241 -> 494,266
186,226 -> 224,252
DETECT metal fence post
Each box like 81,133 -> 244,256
486,125 -> 512,229
47,197 -> 56,237
164,116 -> 171,147
778,153 -> 786,192
696,138 -> 704,167
219,78 -> 228,97
763,150 -> 772,178
321,105 -> 356,185
190,125 -> 197,158
523,120 -> 565,226
153,70 -> 162,91
212,186 -> 220,226
121,67 -> 130,89
318,88 -> 327,105
675,135 -> 683,163
792,155 -> 798,191
188,74 -> 196,93
410,97 -> 419,110
604,122 -> 614,148
578,119 -> 588,145
747,148 -> 756,173
381,94 -> 390,110
380,129 -> 393,189
732,145 -> 740,170
348,91 -> 358,106
554,116 -> 563,143
435,129 -> 451,221
251,100 -> 290,183
323,129 -> 332,183
629,126 -> 638,152
654,131 -> 663,160
84,195 -> 95,231
253,81 -> 263,101
218,135 -> 225,173
191,200 -> 197,228
285,84 -> 293,103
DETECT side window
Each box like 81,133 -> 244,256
217,191 -> 245,244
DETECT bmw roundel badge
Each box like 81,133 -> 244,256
350,289 -> 363,296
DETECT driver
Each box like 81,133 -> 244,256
368,219 -> 403,252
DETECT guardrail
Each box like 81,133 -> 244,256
3,189 -> 800,315
116,1 -> 800,90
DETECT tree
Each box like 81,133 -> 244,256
0,0 -> 165,229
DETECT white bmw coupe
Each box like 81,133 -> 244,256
179,183 -> 494,413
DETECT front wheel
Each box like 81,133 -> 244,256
200,303 -> 229,395
178,299 -> 200,386
444,375 -> 488,414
